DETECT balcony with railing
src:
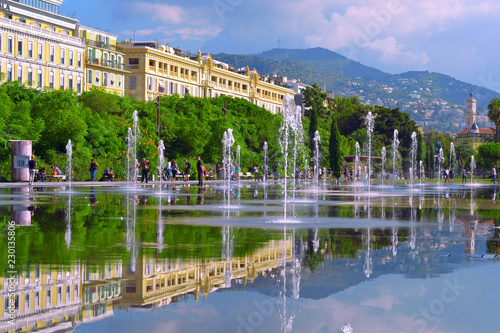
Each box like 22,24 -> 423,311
84,39 -> 123,53
86,58 -> 129,71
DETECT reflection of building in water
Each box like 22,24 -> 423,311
10,187 -> 33,226
118,239 -> 293,309
0,263 -> 82,332
457,213 -> 495,255
79,261 -> 122,324
0,260 -> 122,332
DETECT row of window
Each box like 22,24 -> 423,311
0,35 -> 83,67
3,285 -> 79,315
86,69 -> 123,89
2,63 -> 82,92
19,0 -> 60,14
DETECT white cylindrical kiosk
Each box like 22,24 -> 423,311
10,140 -> 33,182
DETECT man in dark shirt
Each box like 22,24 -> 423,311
196,156 -> 205,186
184,159 -> 191,182
28,155 -> 37,185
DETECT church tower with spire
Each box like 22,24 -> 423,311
465,91 -> 477,131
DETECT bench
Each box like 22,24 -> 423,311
46,175 -> 66,182
243,172 -> 252,179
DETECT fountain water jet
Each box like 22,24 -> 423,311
381,147 -> 386,185
263,142 -> 268,182
438,148 -> 445,184
410,131 -> 417,187
236,145 -> 241,185
355,142 -> 360,182
365,112 -> 374,190
392,130 -> 400,185
158,140 -> 165,190
470,155 -> 476,185
313,131 -> 321,183
66,139 -> 73,187
222,129 -> 235,207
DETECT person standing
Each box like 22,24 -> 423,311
171,160 -> 178,182
141,158 -> 150,183
184,159 -> 191,182
492,165 -> 497,184
216,163 -> 222,180
196,156 -> 205,186
272,164 -> 278,180
462,167 -> 467,184
89,159 -> 98,182
28,155 -> 37,185
166,160 -> 172,181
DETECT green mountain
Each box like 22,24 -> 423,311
211,48 -> 500,133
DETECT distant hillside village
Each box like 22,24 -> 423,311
0,0 -> 497,150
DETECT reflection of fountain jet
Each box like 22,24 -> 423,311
410,228 -> 416,251
363,228 -> 373,278
312,229 -> 319,253
10,187 -> 33,226
126,195 -> 138,273
292,230 -> 303,300
279,226 -> 295,333
156,195 -> 165,252
65,191 -> 72,248
222,226 -> 233,288
392,228 -> 399,257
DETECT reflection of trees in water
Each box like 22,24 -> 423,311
302,229 -> 324,273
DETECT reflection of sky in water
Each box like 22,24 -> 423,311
0,182 -> 499,333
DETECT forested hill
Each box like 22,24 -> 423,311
212,48 -> 500,133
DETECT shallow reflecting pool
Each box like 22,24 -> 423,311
1,181 -> 499,332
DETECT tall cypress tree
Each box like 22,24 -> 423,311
329,117 -> 343,179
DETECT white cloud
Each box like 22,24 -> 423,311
133,2 -> 184,24
365,36 -> 430,65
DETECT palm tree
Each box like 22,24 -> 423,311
487,98 -> 500,143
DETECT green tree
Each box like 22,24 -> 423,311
329,117 -> 343,179
488,97 -> 500,143
477,143 -> 500,169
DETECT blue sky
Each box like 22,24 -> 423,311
61,0 -> 500,92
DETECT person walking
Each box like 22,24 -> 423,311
89,159 -> 98,182
491,165 -> 497,184
28,155 -> 37,185
273,164 -> 278,180
462,167 -> 467,184
196,156 -> 205,186
141,158 -> 150,183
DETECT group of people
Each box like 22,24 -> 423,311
28,156 -> 62,184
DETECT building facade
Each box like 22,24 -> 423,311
455,92 -> 494,149
78,25 -> 127,96
121,41 -> 294,114
0,0 -> 85,93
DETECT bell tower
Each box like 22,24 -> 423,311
465,91 -> 476,131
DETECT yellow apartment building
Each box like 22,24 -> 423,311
0,260 -> 122,332
121,41 -> 294,114
0,262 -> 83,332
77,25 -> 128,96
118,239 -> 293,309
0,0 -> 85,93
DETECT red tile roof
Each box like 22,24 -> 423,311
456,128 -> 494,135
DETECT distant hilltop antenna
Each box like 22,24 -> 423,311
277,39 -> 280,49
